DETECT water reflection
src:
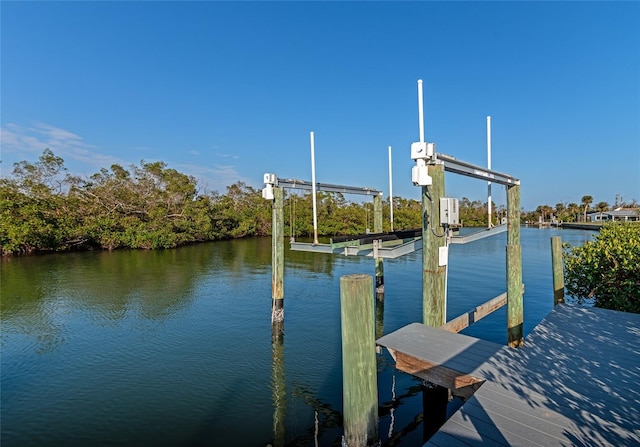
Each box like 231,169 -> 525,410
284,384 -> 349,446
1,229 -> 594,447
213,237 -> 272,274
271,326 -> 286,447
1,245 -> 218,353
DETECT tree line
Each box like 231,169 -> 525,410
2,149 -> 636,255
0,150 -> 515,255
1,149 -> 270,254
523,194 -> 638,224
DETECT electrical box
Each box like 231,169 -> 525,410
440,198 -> 459,225
410,142 -> 435,160
412,165 -> 432,186
438,246 -> 449,266
411,142 -> 427,160
263,173 -> 277,185
262,184 -> 274,200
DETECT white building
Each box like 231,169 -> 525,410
587,208 -> 640,222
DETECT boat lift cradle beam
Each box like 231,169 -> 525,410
276,178 -> 382,197
437,153 -> 520,187
272,150 -> 519,257
290,223 -> 507,257
290,238 -> 422,259
283,153 -> 517,257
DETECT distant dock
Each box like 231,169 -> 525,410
559,222 -> 603,231
377,304 -> 640,446
523,222 -> 603,231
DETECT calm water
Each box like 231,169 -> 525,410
1,228 -> 593,447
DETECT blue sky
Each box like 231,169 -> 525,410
2,1 -> 639,211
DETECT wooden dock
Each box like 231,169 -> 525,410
559,222 -> 603,231
376,304 -> 640,446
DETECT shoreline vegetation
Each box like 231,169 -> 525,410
1,149 -> 637,256
564,222 -> 640,313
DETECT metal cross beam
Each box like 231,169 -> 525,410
436,153 -> 520,186
276,178 -> 382,196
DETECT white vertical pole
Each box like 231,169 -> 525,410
418,80 -> 425,143
310,131 -> 319,244
388,145 -> 394,232
487,116 -> 492,228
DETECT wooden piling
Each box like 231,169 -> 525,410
551,236 -> 565,305
373,194 -> 384,299
271,186 -> 284,328
422,382 -> 449,442
271,328 -> 286,447
423,163 -> 446,327
340,274 -> 378,447
506,184 -> 523,347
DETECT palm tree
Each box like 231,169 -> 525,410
595,201 -> 609,222
536,204 -> 553,222
581,195 -> 593,222
555,202 -> 566,221
567,203 -> 580,222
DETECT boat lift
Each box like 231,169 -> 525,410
263,78 -> 523,346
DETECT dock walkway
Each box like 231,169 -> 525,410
376,304 -> 640,446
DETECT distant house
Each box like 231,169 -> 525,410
587,208 -> 640,222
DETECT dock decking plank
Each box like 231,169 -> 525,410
442,408 -> 553,447
426,431 -> 474,447
429,417 -> 501,447
377,304 -> 640,447
456,386 -> 584,444
457,390 -> 639,447
474,305 -> 640,432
